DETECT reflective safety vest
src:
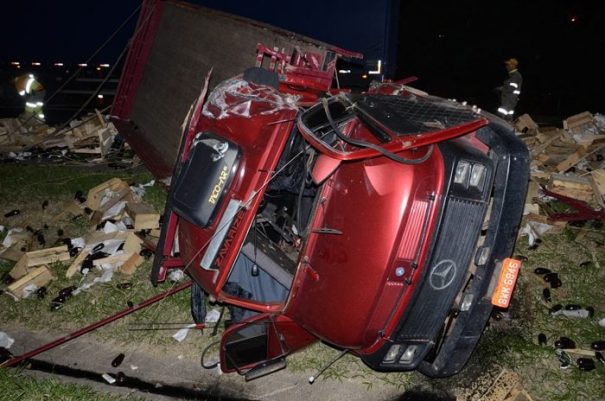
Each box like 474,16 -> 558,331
498,69 -> 522,116
15,74 -> 44,96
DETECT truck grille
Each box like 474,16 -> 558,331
396,196 -> 485,341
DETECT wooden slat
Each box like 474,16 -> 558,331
25,245 -> 70,267
7,265 -> 54,298
590,169 -> 605,207
86,178 -> 129,210
65,249 -> 90,278
126,202 -> 160,230
118,252 -> 144,275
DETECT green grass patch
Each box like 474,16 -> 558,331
0,368 -> 145,401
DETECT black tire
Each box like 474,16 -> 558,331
191,282 -> 207,324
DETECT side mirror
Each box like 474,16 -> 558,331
221,317 -> 286,381
220,313 -> 317,380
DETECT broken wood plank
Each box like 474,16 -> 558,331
550,173 -> 593,190
7,265 -> 54,298
515,113 -> 539,134
97,127 -> 114,157
126,202 -> 160,230
556,146 -> 588,172
590,169 -> 605,208
118,252 -> 144,275
123,231 -> 143,254
82,230 -> 128,246
0,240 -> 30,262
529,170 -> 551,180
573,134 -> 605,148
8,254 -> 30,280
523,213 -> 567,234
563,111 -> 593,130
25,245 -> 70,267
86,178 -> 130,210
530,130 -> 563,157
95,109 -> 107,128
65,249 -> 90,278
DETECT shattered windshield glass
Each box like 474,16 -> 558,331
351,94 -> 481,136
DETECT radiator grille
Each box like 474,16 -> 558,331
396,197 -> 485,341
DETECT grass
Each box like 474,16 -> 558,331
1,163 -> 605,400
463,227 -> 605,401
0,368 -> 145,401
0,162 -> 214,347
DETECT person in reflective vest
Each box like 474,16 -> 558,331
496,58 -> 522,120
14,73 -> 46,121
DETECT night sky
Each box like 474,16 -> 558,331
1,0 -> 604,120
397,0 -> 605,119
0,1 -> 139,63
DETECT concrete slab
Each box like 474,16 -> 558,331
5,327 -> 403,401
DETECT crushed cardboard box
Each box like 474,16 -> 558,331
1,178 -> 160,298
0,110 -> 120,160
518,111 -> 605,232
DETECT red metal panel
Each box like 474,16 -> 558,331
112,0 -> 165,117
397,199 -> 429,260
287,151 -> 445,348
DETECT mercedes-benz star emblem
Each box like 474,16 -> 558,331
429,259 -> 457,290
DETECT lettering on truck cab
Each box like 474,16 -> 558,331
209,165 -> 229,205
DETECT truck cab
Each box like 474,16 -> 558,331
142,43 -> 529,380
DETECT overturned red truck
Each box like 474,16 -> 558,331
111,0 -> 529,380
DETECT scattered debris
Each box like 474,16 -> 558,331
537,333 -> 547,346
111,353 -> 125,368
102,372 -> 116,384
576,357 -> 596,371
4,210 -> 20,218
0,111 -> 122,162
0,332 -> 14,349
7,265 -> 54,299
519,111 -> 605,237
172,323 -> 198,342
555,336 -> 576,349
472,368 -> 535,401
168,269 -> 185,283
1,177 -> 160,302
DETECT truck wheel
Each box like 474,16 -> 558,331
191,282 -> 207,324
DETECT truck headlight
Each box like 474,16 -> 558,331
398,345 -> 419,364
454,160 -> 471,185
383,344 -> 401,363
470,163 -> 486,190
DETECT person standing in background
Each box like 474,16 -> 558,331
14,73 -> 45,121
496,58 -> 522,121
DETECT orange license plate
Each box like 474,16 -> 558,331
491,258 -> 522,308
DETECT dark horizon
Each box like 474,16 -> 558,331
1,0 -> 604,120
397,0 -> 605,120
